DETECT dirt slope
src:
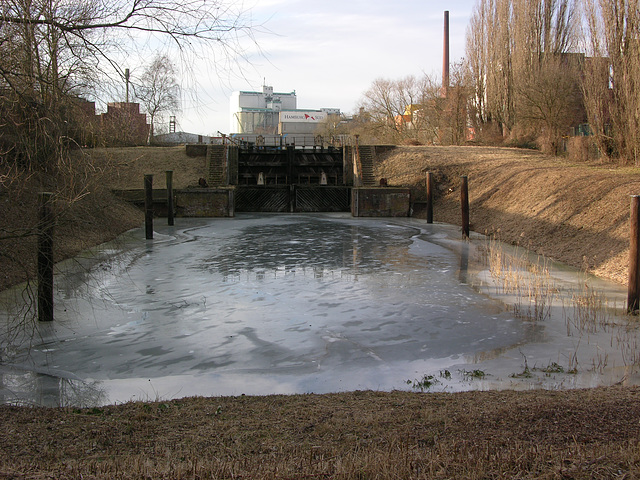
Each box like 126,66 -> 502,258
0,147 -> 206,291
2,386 -> 640,479
375,145 -> 640,284
83,145 -> 207,190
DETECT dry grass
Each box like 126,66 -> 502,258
483,235 -> 556,322
84,145 -> 207,190
0,151 -> 144,292
2,387 -> 640,479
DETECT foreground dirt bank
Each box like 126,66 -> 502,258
376,145 -> 640,285
2,386 -> 639,478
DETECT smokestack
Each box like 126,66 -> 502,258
442,10 -> 450,96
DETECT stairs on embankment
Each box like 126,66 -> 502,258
358,145 -> 377,186
207,145 -> 226,186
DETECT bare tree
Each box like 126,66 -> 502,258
466,1 -> 490,133
486,0 -> 516,138
465,0 -> 581,149
0,0 -> 256,171
582,0 -> 640,163
358,75 -> 440,145
314,114 -> 348,146
136,54 -> 180,144
516,54 -> 585,154
439,61 -> 471,146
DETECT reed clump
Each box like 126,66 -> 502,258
485,236 -> 554,322
482,235 -> 640,376
564,281 -> 613,336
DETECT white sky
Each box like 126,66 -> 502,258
174,0 -> 476,136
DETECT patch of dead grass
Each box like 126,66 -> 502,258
1,387 -> 640,478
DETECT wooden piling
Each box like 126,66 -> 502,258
166,170 -> 174,226
354,135 -> 361,187
37,192 -> 54,322
426,171 -> 434,224
460,175 -> 470,238
628,195 -> 640,313
144,174 -> 153,240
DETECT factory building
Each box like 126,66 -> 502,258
230,85 -> 340,135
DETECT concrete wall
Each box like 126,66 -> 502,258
115,186 -> 411,218
175,189 -> 234,217
113,188 -> 234,217
279,121 -> 318,135
351,188 -> 411,217
185,144 -> 208,157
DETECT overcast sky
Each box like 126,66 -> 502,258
175,0 -> 476,135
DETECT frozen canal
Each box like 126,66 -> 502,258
1,213 -> 638,407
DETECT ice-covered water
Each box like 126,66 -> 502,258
0,213 -> 638,406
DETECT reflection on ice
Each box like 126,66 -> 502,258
0,213 -> 638,407
0,365 -> 106,407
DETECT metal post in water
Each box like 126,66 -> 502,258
426,171 -> 434,224
37,192 -> 54,322
628,195 -> 640,313
460,175 -> 470,238
166,170 -> 174,226
144,174 -> 153,240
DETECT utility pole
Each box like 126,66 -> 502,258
125,68 -> 130,103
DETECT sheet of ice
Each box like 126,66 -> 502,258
0,213 -> 637,407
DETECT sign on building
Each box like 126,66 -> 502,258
280,111 -> 327,123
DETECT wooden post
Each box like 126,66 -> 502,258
628,195 -> 640,313
354,135 -> 361,187
352,189 -> 359,217
426,171 -> 434,224
144,174 -> 153,240
460,175 -> 470,238
166,170 -> 174,226
37,192 -> 54,322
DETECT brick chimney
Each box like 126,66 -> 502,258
442,10 -> 450,97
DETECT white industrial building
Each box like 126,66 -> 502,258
230,85 -> 340,135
